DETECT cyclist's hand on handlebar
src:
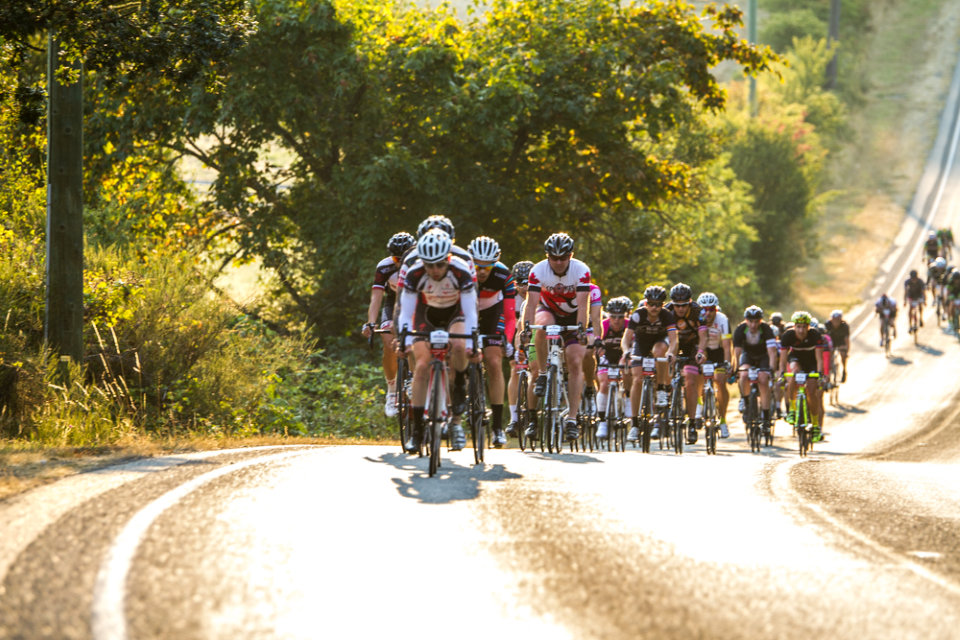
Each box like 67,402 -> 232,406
504,342 -> 515,359
520,329 -> 531,345
362,322 -> 374,339
695,350 -> 706,365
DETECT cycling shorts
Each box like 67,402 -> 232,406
907,297 -> 923,308
631,337 -> 669,364
787,357 -> 818,376
412,303 -> 464,339
534,308 -> 580,347
739,352 -> 771,371
705,347 -> 726,369
597,353 -> 626,377
379,304 -> 395,330
479,302 -> 504,349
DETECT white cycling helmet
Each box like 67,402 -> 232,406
417,229 -> 452,264
935,257 -> 947,269
697,292 -> 719,307
830,309 -> 843,319
468,236 -> 501,263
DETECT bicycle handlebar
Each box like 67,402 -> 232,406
526,324 -> 583,331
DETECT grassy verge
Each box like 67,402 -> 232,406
0,433 -> 399,501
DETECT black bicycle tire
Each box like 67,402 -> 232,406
797,394 -> 808,457
469,364 -> 486,465
428,365 -> 444,476
396,357 -> 410,453
672,383 -> 684,455
518,371 -> 528,451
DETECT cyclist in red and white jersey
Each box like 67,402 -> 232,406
397,230 -> 479,453
697,292 -> 732,437
362,232 -> 415,418
522,232 -> 591,443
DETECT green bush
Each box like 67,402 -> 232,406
761,10 -> 827,54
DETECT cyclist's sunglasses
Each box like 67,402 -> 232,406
608,313 -> 625,319
702,306 -> 717,312
673,302 -> 691,308
548,253 -> 572,262
475,262 -> 496,270
645,301 -> 663,308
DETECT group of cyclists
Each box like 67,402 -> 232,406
363,215 -> 853,455
875,227 -> 960,345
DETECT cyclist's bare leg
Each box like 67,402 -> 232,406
808,379 -> 822,423
758,371 -> 772,410
447,320 -> 469,373
652,342 -> 670,385
582,346 -> 597,393
684,366 -> 698,420
483,345 -> 505,403
533,309 -> 554,373
565,342 -> 586,420
716,369 -> 729,421
507,360 -> 518,407
786,361 -> 801,407
380,333 -> 397,387
410,341 -> 434,406
598,371 -> 610,395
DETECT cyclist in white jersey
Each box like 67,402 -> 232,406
397,230 -> 479,453
697,293 -> 733,437
521,232 -> 591,443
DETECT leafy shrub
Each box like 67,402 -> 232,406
761,10 -> 827,54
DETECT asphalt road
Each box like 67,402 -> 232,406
5,36 -> 960,640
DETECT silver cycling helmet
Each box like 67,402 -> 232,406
544,232 -> 575,256
697,292 -> 719,307
417,215 -> 455,240
417,229 -> 452,264
468,236 -> 501,263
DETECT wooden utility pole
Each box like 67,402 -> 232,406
825,0 -> 841,89
748,0 -> 758,117
45,36 -> 84,364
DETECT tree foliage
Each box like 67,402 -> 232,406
92,0 -> 776,342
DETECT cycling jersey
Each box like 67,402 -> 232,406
925,237 -> 940,258
397,243 -> 475,291
947,278 -> 960,299
598,317 -> 626,364
527,258 -> 592,318
664,301 -> 707,351
826,319 -> 850,349
876,296 -> 897,315
371,255 -> 402,328
701,311 -> 731,350
398,255 -> 479,348
733,321 -> 778,357
477,262 -> 517,343
928,265 -> 946,285
628,307 -> 676,360
589,283 -> 603,307
780,327 -> 823,373
904,277 -> 925,300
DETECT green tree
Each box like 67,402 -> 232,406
98,0 -> 776,343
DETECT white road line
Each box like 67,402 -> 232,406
851,91 -> 960,343
90,449 -> 312,640
773,459 -> 960,600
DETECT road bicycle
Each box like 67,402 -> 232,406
370,328 -> 413,453
514,344 -> 531,451
668,357 -> 693,455
527,323 -> 582,454
741,366 -> 768,452
908,300 -> 921,345
785,371 -> 819,458
879,309 -> 893,356
630,355 -> 670,453
601,364 -> 630,452
465,331 -> 505,465
399,326 -> 478,477
827,350 -> 840,406
700,362 -> 721,455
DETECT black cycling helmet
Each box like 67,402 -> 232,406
511,260 -> 534,284
417,215 -> 455,240
544,232 -> 575,256
770,312 -> 783,324
669,282 -> 692,303
951,270 -> 960,282
606,297 -> 630,315
387,232 -> 415,257
744,305 -> 764,320
910,269 -> 918,278
643,285 -> 667,303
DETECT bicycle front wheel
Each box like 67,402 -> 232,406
671,385 -> 684,455
517,372 -> 528,451
396,357 -> 411,453
797,394 -> 809,457
428,365 -> 445,476
469,364 -> 486,465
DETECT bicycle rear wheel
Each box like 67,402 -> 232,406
396,358 -> 411,453
671,384 -> 684,455
517,372 -> 528,451
469,364 -> 486,465
797,395 -> 809,458
746,393 -> 760,453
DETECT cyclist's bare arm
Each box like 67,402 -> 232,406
667,329 -> 679,358
396,289 -> 419,354
722,336 -> 733,364
364,288 -> 385,337
620,326 -> 634,360
523,290 -> 541,330
576,290 -> 590,331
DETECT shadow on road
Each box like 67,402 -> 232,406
517,451 -> 605,464
367,452 -> 522,504
915,344 -> 945,356
826,402 -> 868,419
887,356 -> 912,366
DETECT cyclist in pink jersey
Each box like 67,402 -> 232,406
521,232 -> 591,443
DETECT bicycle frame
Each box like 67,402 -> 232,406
785,371 -> 819,457
528,324 -> 580,453
701,362 -> 719,455
630,355 -> 669,453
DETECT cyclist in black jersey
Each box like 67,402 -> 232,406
506,261 -> 533,437
732,305 -> 779,435
925,231 -> 940,263
362,232 -> 415,418
904,269 -> 926,333
778,311 -> 825,441
594,297 -> 633,439
663,283 -> 708,445
826,310 -> 850,383
621,285 -> 677,441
